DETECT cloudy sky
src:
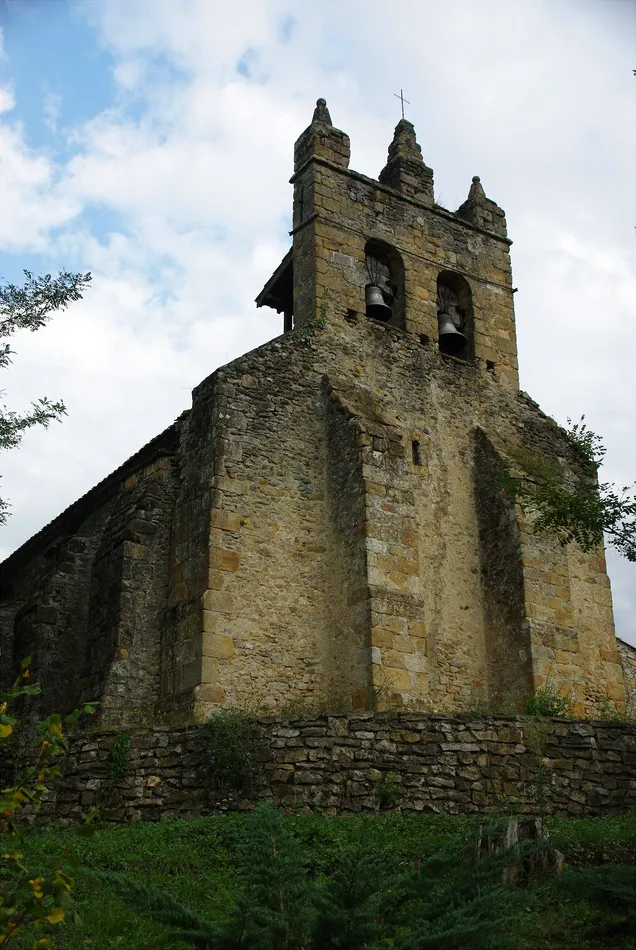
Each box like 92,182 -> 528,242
0,0 -> 634,645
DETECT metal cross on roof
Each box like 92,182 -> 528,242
394,88 -> 410,120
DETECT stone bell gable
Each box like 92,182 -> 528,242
0,99 -> 627,726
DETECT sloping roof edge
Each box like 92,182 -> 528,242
255,248 -> 293,313
1,413 -> 188,582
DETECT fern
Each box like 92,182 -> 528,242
557,865 -> 636,937
387,830 -> 537,949
90,871 -> 226,947
92,804 -> 312,949
240,803 -> 312,949
311,839 -> 383,948
92,811 -> 563,949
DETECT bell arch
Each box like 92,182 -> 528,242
364,239 -> 405,330
436,270 -> 474,360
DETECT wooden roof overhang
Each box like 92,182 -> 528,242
255,248 -> 293,315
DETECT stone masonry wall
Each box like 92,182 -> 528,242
292,116 -> 519,389
184,308 -> 626,720
0,425 -> 180,723
1,507 -> 110,717
1,103 -> 629,728
2,308 -> 628,724
473,429 -> 532,709
618,639 -> 636,693
38,714 -> 635,824
188,341 -> 336,720
84,456 -> 179,727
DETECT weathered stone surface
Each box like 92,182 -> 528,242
31,714 -> 635,824
0,100 -> 631,725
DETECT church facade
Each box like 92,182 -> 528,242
0,100 -> 629,726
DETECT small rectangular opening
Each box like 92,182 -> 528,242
419,334 -> 430,346
486,360 -> 496,372
412,440 -> 422,466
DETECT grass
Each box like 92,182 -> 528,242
11,810 -> 636,949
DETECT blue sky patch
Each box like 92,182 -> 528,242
1,1 -> 114,153
278,13 -> 296,43
236,48 -> 259,80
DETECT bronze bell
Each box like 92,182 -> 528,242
365,284 -> 392,321
438,313 -> 467,354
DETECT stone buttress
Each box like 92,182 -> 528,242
0,99 -> 629,725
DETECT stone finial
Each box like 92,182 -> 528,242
468,175 -> 486,200
379,120 -> 434,203
385,119 -> 423,163
293,98 -> 350,172
312,98 -> 332,125
456,175 -> 507,238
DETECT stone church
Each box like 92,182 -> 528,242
1,99 -> 631,726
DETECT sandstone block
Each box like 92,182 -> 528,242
210,509 -> 242,532
371,628 -> 393,649
202,610 -> 224,633
606,682 -> 627,702
207,570 -> 226,590
404,653 -> 428,674
195,684 -> 226,704
201,655 -> 220,680
203,634 -> 235,660
202,590 -> 233,614
408,621 -> 428,640
384,667 -> 411,693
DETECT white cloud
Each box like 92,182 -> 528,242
0,118 -> 81,250
42,87 -> 62,134
0,83 -> 14,113
0,0 -> 634,645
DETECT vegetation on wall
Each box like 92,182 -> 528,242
498,417 -> 636,562
522,678 -> 573,719
0,658 -> 97,948
295,288 -> 329,347
198,709 -> 260,803
98,733 -> 130,812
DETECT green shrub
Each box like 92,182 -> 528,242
523,680 -> 572,718
17,810 -> 636,949
0,657 -> 97,948
198,709 -> 260,802
94,807 -> 546,949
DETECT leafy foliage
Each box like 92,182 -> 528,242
0,658 -> 97,947
295,288 -> 329,347
94,804 -> 312,949
310,839 -> 384,948
556,865 -> 636,943
91,806 -> 569,950
383,829 -> 528,949
14,810 -> 636,949
199,710 -> 260,803
0,269 -> 91,523
239,802 -> 312,948
98,733 -> 130,811
523,679 -> 573,718
498,417 -> 636,561
374,772 -> 398,810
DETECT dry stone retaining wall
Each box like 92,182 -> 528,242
39,713 -> 635,824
